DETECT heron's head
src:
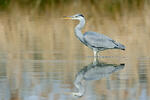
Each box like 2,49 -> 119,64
64,14 -> 84,21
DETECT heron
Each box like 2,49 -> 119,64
64,14 -> 125,58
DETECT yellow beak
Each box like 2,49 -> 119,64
63,16 -> 72,19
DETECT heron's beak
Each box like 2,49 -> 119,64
63,16 -> 73,19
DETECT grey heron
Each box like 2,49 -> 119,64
64,14 -> 125,57
73,59 -> 125,97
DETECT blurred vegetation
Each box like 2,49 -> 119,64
0,0 -> 149,62
0,0 -> 10,9
89,0 -> 146,13
0,0 -> 148,14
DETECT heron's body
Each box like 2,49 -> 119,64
83,31 -> 125,51
64,14 -> 125,57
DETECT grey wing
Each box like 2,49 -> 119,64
83,31 -> 118,49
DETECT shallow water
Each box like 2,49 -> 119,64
0,51 -> 149,100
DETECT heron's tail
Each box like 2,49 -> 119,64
113,41 -> 125,50
117,43 -> 125,50
120,44 -> 125,50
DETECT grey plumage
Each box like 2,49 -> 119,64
84,31 -> 125,51
64,14 -> 125,57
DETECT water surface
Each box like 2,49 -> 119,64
0,51 -> 149,100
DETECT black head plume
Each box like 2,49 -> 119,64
78,14 -> 84,17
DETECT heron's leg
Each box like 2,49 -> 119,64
93,58 -> 99,65
93,51 -> 98,63
94,51 -> 98,58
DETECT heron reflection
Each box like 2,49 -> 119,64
73,59 -> 125,97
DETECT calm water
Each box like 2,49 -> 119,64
0,51 -> 149,100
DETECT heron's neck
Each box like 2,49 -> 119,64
74,18 -> 85,42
